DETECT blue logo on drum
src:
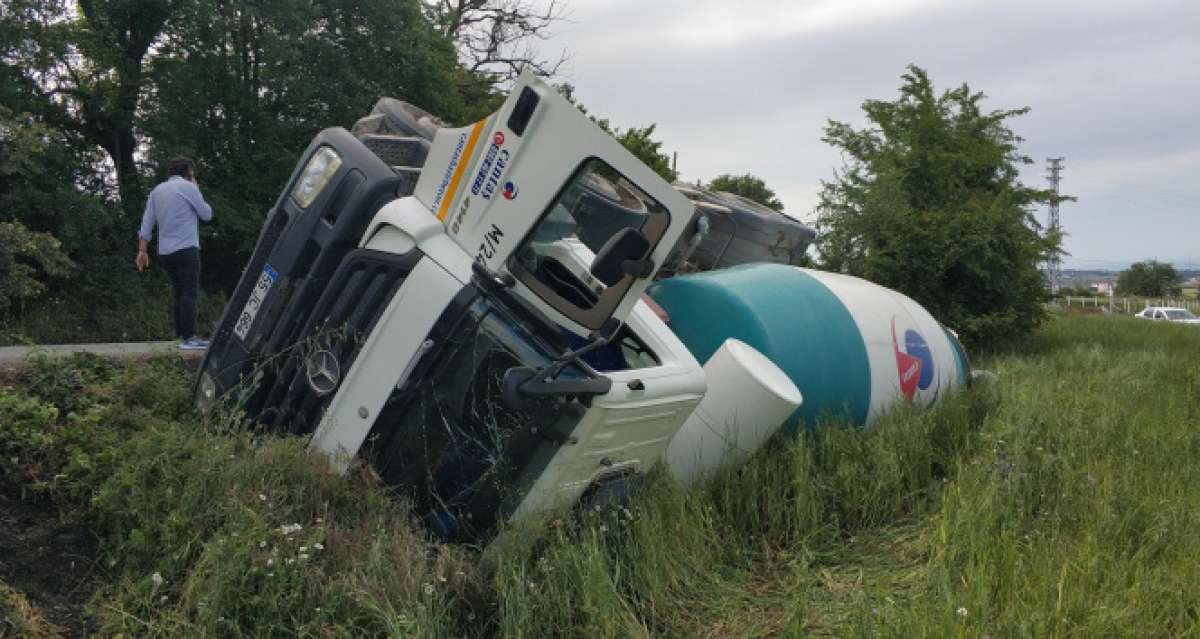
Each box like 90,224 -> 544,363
903,329 -> 935,391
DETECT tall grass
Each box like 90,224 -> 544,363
879,317 -> 1200,636
489,315 -> 1200,637
0,581 -> 63,638
1,314 -> 1197,636
490,372 -> 995,637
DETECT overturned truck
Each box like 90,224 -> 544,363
196,72 -> 965,542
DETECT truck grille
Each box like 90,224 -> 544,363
248,249 -> 424,434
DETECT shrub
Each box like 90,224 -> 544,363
0,222 -> 73,316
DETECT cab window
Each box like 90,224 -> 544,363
508,158 -> 670,330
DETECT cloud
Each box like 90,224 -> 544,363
542,0 -> 1200,267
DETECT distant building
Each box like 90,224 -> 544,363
1090,281 -> 1115,295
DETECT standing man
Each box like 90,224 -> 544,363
137,157 -> 213,350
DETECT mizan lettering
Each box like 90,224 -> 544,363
474,224 -> 505,264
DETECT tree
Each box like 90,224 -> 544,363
1116,261 -> 1181,297
610,124 -> 676,183
140,0 -> 471,286
0,109 -> 75,314
4,0 -> 488,287
426,0 -> 568,87
556,83 -> 677,182
1,0 -> 176,218
706,174 -> 784,211
814,66 -> 1062,346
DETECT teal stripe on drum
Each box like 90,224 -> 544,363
942,325 -> 970,383
648,263 -> 871,432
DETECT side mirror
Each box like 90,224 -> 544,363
590,227 -> 652,287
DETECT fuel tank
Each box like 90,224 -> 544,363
647,264 -> 969,432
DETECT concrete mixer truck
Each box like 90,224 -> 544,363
195,71 -> 969,542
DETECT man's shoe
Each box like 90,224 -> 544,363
179,336 -> 210,351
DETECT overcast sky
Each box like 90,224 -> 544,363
534,0 -> 1198,270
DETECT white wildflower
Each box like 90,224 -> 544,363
151,572 -> 164,588
423,582 -> 434,596
315,517 -> 323,523
258,493 -> 267,501
161,595 -> 168,603
956,606 -> 968,617
279,523 -> 303,536
313,542 -> 324,551
299,553 -> 309,561
299,546 -> 308,552
267,559 -> 274,567
259,541 -> 267,548
286,558 -> 295,565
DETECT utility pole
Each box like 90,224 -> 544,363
1045,157 -> 1065,293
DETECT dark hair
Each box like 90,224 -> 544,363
167,157 -> 194,178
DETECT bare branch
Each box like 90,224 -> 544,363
426,0 -> 570,87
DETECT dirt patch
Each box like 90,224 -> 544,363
0,481 -> 100,638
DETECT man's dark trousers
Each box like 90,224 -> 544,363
160,247 -> 200,339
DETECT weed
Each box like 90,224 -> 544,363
0,581 -> 63,639
1,314 -> 1197,636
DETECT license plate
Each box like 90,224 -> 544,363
234,264 -> 278,341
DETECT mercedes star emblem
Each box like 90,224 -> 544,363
305,349 -> 341,396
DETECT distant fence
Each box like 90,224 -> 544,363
1062,296 -> 1200,313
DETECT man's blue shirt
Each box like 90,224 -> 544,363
138,176 -> 213,255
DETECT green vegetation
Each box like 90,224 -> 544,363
0,1 -> 687,344
1117,260 -> 1183,297
1,314 -> 1197,636
0,279 -> 226,347
815,66 -> 1065,347
557,83 -> 679,182
0,581 -> 61,639
707,173 -> 786,211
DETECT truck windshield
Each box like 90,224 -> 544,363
509,158 -> 670,329
367,296 -> 588,541
1165,310 -> 1196,320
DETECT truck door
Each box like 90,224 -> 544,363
412,71 -> 694,337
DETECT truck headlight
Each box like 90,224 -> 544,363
290,147 -> 342,208
196,371 -> 218,413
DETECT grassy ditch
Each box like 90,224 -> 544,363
0,314 -> 1197,636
